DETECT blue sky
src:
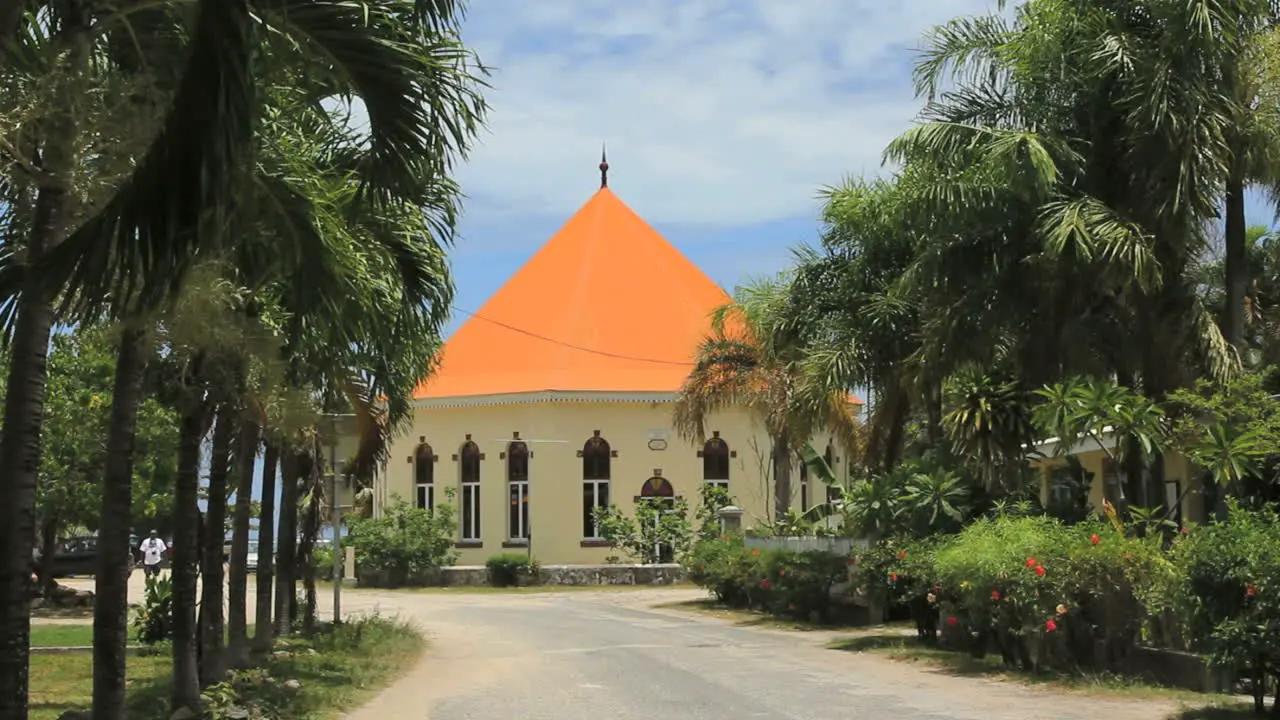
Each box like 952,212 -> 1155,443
441,0 -> 1278,335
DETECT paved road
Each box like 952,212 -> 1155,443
48,576 -> 1176,719
337,587 -> 1175,720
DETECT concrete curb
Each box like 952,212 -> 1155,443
32,645 -> 147,655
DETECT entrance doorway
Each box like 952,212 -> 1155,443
640,476 -> 675,563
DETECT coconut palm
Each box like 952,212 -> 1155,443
674,277 -> 861,518
0,2 -> 485,717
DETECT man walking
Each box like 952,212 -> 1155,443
140,529 -> 167,578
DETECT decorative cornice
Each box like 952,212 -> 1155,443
412,390 -> 679,410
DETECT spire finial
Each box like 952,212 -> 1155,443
598,143 -> 609,189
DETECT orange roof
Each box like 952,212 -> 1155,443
414,187 -> 733,398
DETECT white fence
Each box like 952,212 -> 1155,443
744,536 -> 868,554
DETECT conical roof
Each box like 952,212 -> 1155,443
414,187 -> 731,400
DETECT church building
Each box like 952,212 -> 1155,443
373,158 -> 860,565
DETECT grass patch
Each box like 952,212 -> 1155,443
30,624 -> 94,648
654,598 -> 887,632
826,631 -> 1254,716
29,615 -> 422,720
30,651 -> 169,720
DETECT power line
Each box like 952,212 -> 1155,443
450,305 -> 695,367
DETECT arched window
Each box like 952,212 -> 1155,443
824,443 -> 840,503
459,439 -> 481,541
799,455 -> 810,511
414,442 -> 435,511
580,431 -> 612,539
507,440 -> 530,541
700,432 -> 730,492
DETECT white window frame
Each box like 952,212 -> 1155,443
508,480 -> 530,541
704,479 -> 729,493
461,480 -> 481,540
415,482 -> 434,512
583,479 -> 609,539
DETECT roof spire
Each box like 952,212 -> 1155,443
599,143 -> 609,189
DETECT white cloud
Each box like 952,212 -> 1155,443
452,0 -> 1002,226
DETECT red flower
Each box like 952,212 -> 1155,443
1247,584 -> 1257,598
751,550 -> 760,557
759,579 -> 772,590
1090,533 -> 1100,545
1035,565 -> 1046,577
991,590 -> 1001,601
1045,619 -> 1058,632
889,573 -> 899,582
1025,557 -> 1037,568
897,550 -> 908,560
946,616 -> 959,627
1180,527 -> 1189,535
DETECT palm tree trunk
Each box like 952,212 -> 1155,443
199,408 -> 233,686
0,11 -> 88,715
92,324 -> 149,720
772,436 -> 792,519
171,390 -> 207,714
1224,166 -> 1248,351
252,441 -> 280,654
226,418 -> 258,667
274,451 -> 300,636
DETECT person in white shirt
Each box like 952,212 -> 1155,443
140,530 -> 167,577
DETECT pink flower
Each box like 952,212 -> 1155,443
1035,565 -> 1046,577
1246,584 -> 1257,598
1045,619 -> 1058,632
1090,533 -> 1100,545
889,573 -> 899,582
1180,527 -> 1189,535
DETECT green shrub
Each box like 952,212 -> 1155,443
131,574 -> 173,645
1172,504 -> 1280,712
486,554 -> 539,587
756,549 -> 848,621
685,535 -> 847,621
346,499 -> 458,586
314,545 -> 335,581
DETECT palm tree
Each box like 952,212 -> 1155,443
674,278 -> 860,518
0,3 -> 486,713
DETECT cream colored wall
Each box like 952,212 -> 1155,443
1032,448 -> 1205,524
370,401 -> 847,566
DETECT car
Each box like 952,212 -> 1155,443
38,536 -> 134,579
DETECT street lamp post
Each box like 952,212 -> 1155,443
324,413 -> 354,624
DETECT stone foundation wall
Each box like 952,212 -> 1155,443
356,563 -> 685,588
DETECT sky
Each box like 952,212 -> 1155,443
247,0 -> 1279,539
441,0 -> 1278,335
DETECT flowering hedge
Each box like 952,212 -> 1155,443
856,514 -> 1176,671
684,535 -> 849,621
